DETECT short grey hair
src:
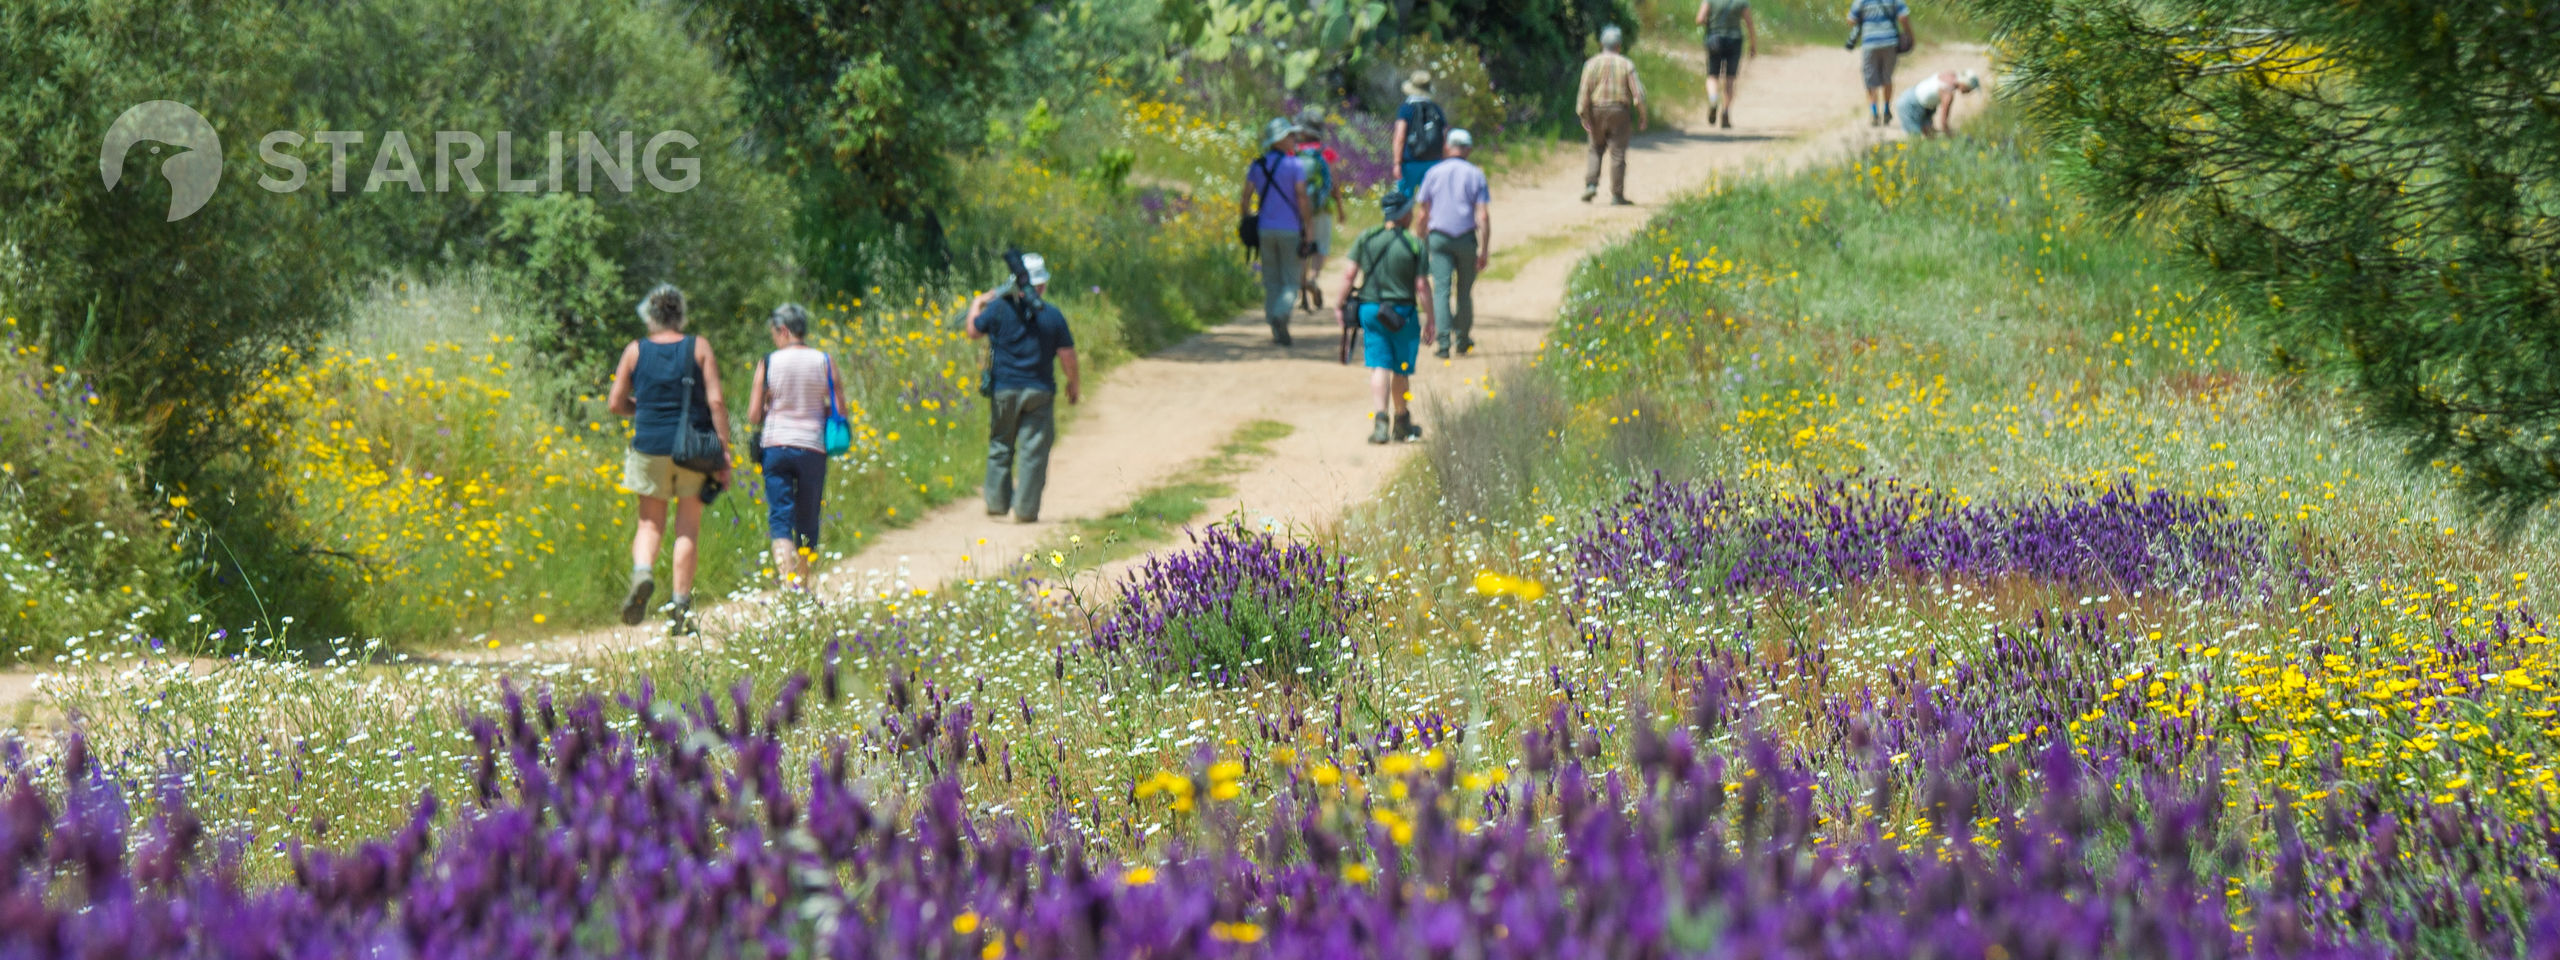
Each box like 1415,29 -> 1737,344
1599,25 -> 1623,50
768,302 -> 810,339
638,283 -> 686,332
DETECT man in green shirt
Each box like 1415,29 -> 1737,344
1334,190 -> 1436,444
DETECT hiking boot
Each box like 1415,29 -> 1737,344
1706,103 -> 1719,125
1367,412 -> 1392,445
1611,196 -> 1635,206
1721,111 -> 1733,130
1433,344 -> 1451,360
619,572 -> 655,626
1311,287 -> 1325,310
1458,341 -> 1476,356
663,597 -> 696,637
1580,183 -> 1597,203
1393,412 -> 1422,442
1270,321 -> 1293,347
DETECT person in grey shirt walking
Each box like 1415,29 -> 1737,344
1411,129 -> 1492,358
965,253 -> 1081,524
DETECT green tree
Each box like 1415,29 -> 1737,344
287,0 -> 793,384
1424,0 -> 1632,125
0,0 -> 354,469
704,0 -> 1040,294
1977,0 -> 2560,528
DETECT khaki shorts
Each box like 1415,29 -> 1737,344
1861,45 -> 1898,90
1308,214 -> 1334,257
621,447 -> 705,501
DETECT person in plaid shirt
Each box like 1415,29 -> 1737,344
1577,25 -> 1649,205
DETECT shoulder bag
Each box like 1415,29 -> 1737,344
823,355 -> 853,456
1237,156 -> 1283,256
669,335 -> 729,476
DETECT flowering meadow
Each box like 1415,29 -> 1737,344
17,105 -> 2560,956
224,279 -> 992,645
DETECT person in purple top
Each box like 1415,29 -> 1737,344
1240,117 -> 1313,346
1411,129 -> 1492,358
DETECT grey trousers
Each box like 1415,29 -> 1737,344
1258,229 -> 1302,326
985,388 -> 1057,520
1428,230 -> 1480,352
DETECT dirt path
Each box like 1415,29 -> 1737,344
811,43 -> 1997,597
4,44 -> 1995,705
411,43 -> 1991,663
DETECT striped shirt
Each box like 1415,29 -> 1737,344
1852,0 -> 1908,48
759,346 -> 834,453
1577,52 -> 1646,116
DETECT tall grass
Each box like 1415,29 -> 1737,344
0,318 -> 192,653
234,276 -> 991,645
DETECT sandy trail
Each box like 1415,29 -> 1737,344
5,44 -> 1993,709
802,42 -> 1996,600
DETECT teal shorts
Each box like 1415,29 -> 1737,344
1360,301 -> 1420,373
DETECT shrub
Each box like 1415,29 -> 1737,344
1375,35 -> 1515,146
1088,523 -> 1363,685
0,323 -> 191,653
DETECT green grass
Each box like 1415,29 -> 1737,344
1480,229 -> 1597,283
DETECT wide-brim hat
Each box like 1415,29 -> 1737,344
1262,116 -> 1298,149
1295,104 -> 1328,135
1380,190 -> 1414,221
1402,69 -> 1433,97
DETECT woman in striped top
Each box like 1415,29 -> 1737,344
745,303 -> 848,591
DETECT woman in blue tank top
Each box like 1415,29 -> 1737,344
607,284 -> 735,634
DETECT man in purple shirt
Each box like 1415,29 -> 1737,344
1241,117 -> 1313,346
1411,129 -> 1492,358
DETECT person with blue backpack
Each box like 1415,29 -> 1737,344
966,252 -> 1080,524
1294,105 -> 1347,314
744,302 -> 851,593
1391,70 -> 1449,196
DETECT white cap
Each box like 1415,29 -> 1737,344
1022,253 -> 1050,286
1957,69 -> 1983,91
1447,128 -> 1474,149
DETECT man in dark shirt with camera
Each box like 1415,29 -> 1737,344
965,252 -> 1080,523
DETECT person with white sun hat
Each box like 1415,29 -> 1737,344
1897,68 -> 1982,138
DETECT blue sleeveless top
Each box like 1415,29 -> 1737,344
629,336 -> 712,456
